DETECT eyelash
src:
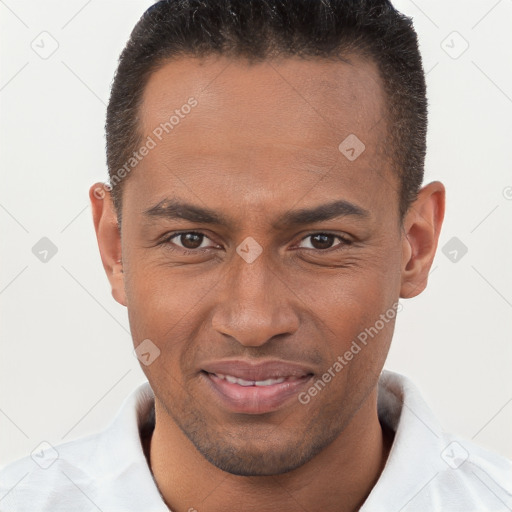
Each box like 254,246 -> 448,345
159,231 -> 353,253
162,231 -> 219,251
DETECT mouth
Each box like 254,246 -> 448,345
212,373 -> 294,387
199,360 -> 315,414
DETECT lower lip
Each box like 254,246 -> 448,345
201,372 -> 313,414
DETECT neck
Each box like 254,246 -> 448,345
149,388 -> 392,512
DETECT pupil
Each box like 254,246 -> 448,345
312,234 -> 333,250
181,233 -> 203,249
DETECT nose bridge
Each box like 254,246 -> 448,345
211,249 -> 299,346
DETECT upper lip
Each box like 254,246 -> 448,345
201,359 -> 315,381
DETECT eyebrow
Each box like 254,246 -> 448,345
144,199 -> 229,225
143,198 -> 369,229
275,199 -> 369,228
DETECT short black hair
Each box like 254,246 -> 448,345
105,0 -> 427,219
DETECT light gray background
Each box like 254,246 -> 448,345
1,0 -> 511,468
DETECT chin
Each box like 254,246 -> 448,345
183,424 -> 337,477
199,444 -> 314,476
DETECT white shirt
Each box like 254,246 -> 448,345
1,371 -> 511,511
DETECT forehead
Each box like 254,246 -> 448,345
140,54 -> 386,148
129,55 -> 396,219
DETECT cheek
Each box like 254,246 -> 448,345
124,270 -> 201,391
123,259 -> 216,350
293,256 -> 400,361
303,275 -> 399,415
126,242 -> 220,297
123,255 -> 234,390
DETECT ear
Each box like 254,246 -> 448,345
89,183 -> 126,306
400,181 -> 445,299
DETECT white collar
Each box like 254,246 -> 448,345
1,371 -> 511,511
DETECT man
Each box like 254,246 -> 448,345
1,0 -> 511,510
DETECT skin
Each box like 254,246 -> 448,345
90,54 -> 445,512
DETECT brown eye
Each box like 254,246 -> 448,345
298,233 -> 350,250
179,233 -> 204,249
167,232 -> 216,250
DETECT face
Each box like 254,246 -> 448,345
92,55 -> 444,476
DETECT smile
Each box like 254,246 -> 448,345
212,373 -> 297,387
201,367 -> 314,414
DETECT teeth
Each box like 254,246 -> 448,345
215,373 -> 287,386
225,374 -> 253,386
255,377 -> 286,386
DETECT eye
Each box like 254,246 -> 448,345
297,233 -> 351,250
166,231 -> 218,250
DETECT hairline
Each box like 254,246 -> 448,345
111,50 -> 407,225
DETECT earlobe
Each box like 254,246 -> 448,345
89,183 -> 127,306
400,181 -> 445,299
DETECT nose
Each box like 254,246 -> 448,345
211,250 -> 300,347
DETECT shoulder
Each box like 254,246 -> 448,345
429,433 -> 512,510
0,381 -> 164,512
367,370 -> 512,511
0,433 -> 107,512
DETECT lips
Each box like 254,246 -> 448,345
214,373 -> 288,387
201,359 -> 314,381
200,359 -> 315,414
